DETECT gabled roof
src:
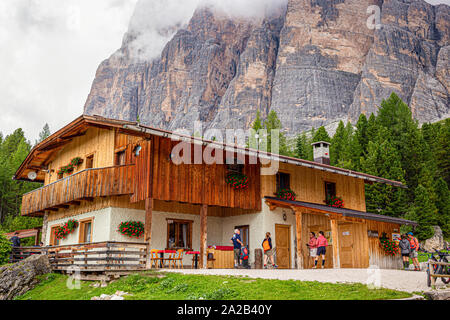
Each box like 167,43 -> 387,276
14,115 -> 406,189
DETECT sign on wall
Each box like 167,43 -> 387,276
368,230 -> 379,238
392,233 -> 401,242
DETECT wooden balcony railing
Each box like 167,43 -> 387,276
21,165 -> 135,216
10,242 -> 148,272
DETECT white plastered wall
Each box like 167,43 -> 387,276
44,200 -> 298,268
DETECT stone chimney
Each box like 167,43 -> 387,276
311,141 -> 331,165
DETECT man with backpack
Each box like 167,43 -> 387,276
407,232 -> 420,271
230,229 -> 244,268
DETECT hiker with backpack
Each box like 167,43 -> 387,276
407,232 -> 421,271
230,229 -> 244,268
399,234 -> 411,270
313,231 -> 328,269
306,232 -> 318,268
262,232 -> 278,269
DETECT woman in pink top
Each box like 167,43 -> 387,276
306,232 -> 318,268
314,231 -> 328,269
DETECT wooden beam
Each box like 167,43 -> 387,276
67,201 -> 81,206
199,204 -> 208,269
80,197 -> 94,202
293,207 -> 304,269
145,198 -> 153,269
330,218 -> 340,269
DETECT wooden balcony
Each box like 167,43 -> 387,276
21,165 -> 135,216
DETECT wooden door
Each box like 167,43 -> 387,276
339,223 -> 354,268
275,224 -> 291,269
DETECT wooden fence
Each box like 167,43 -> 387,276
10,242 -> 148,272
429,260 -> 450,288
21,165 -> 135,216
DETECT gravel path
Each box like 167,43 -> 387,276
164,268 -> 446,293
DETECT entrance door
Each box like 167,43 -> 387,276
339,223 -> 354,268
275,224 -> 291,269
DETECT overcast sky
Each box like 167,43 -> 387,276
0,0 -> 448,143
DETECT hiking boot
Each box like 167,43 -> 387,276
321,265 -> 324,269
273,264 -> 278,269
264,265 -> 267,269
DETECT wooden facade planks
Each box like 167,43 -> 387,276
261,162 -> 366,212
21,165 -> 135,216
132,136 -> 261,211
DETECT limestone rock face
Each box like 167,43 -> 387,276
84,0 -> 449,135
421,226 -> 446,252
0,254 -> 51,300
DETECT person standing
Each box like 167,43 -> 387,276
10,232 -> 20,247
230,229 -> 244,268
314,231 -> 328,269
306,232 -> 318,268
398,234 -> 411,270
262,232 -> 278,269
407,232 -> 420,271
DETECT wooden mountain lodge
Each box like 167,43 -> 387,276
13,115 -> 417,272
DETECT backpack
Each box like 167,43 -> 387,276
262,239 -> 271,251
240,247 -> 249,260
409,236 -> 419,250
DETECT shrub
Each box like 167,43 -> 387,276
0,233 -> 12,265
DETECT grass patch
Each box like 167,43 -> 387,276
16,271 -> 412,301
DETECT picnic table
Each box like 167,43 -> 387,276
158,250 -> 177,268
185,251 -> 200,269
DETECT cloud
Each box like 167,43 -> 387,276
125,0 -> 288,61
0,0 -> 137,143
0,0 -> 447,143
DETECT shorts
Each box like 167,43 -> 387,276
401,253 -> 410,257
317,246 -> 326,256
309,248 -> 317,257
264,249 -> 273,257
409,250 -> 418,258
234,248 -> 241,261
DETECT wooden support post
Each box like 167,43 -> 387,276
294,208 -> 304,270
330,218 -> 340,269
145,198 -> 153,269
200,204 -> 208,269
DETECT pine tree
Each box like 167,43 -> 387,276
349,114 -> 369,171
435,119 -> 450,185
312,126 -> 331,143
262,110 -> 290,156
406,184 -> 437,240
295,133 -> 310,160
248,111 -> 263,150
36,123 -> 51,145
434,178 -> 450,238
360,128 -> 407,217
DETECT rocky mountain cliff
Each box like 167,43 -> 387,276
84,0 -> 449,135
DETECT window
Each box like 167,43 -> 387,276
86,154 -> 94,169
276,172 -> 291,191
235,225 -> 250,249
167,219 -> 193,249
79,218 -> 93,244
226,163 -> 244,174
324,181 -> 336,200
50,226 -> 61,246
115,150 -> 126,166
